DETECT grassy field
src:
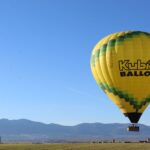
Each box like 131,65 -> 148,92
0,143 -> 149,150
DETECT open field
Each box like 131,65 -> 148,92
0,143 -> 149,150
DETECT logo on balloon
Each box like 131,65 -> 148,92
119,59 -> 150,77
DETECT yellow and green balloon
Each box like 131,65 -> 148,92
90,31 -> 150,123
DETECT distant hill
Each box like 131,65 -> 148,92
0,119 -> 149,142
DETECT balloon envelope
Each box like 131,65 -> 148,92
90,31 -> 150,123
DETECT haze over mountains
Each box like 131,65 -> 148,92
0,119 -> 149,142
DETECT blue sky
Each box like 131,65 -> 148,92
0,0 -> 150,125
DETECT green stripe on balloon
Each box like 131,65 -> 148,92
99,82 -> 150,111
97,31 -> 150,57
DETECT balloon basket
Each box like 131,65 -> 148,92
127,124 -> 139,132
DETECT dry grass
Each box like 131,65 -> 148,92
0,143 -> 149,150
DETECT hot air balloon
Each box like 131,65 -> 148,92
90,31 -> 150,131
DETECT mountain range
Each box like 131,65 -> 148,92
0,119 -> 149,142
